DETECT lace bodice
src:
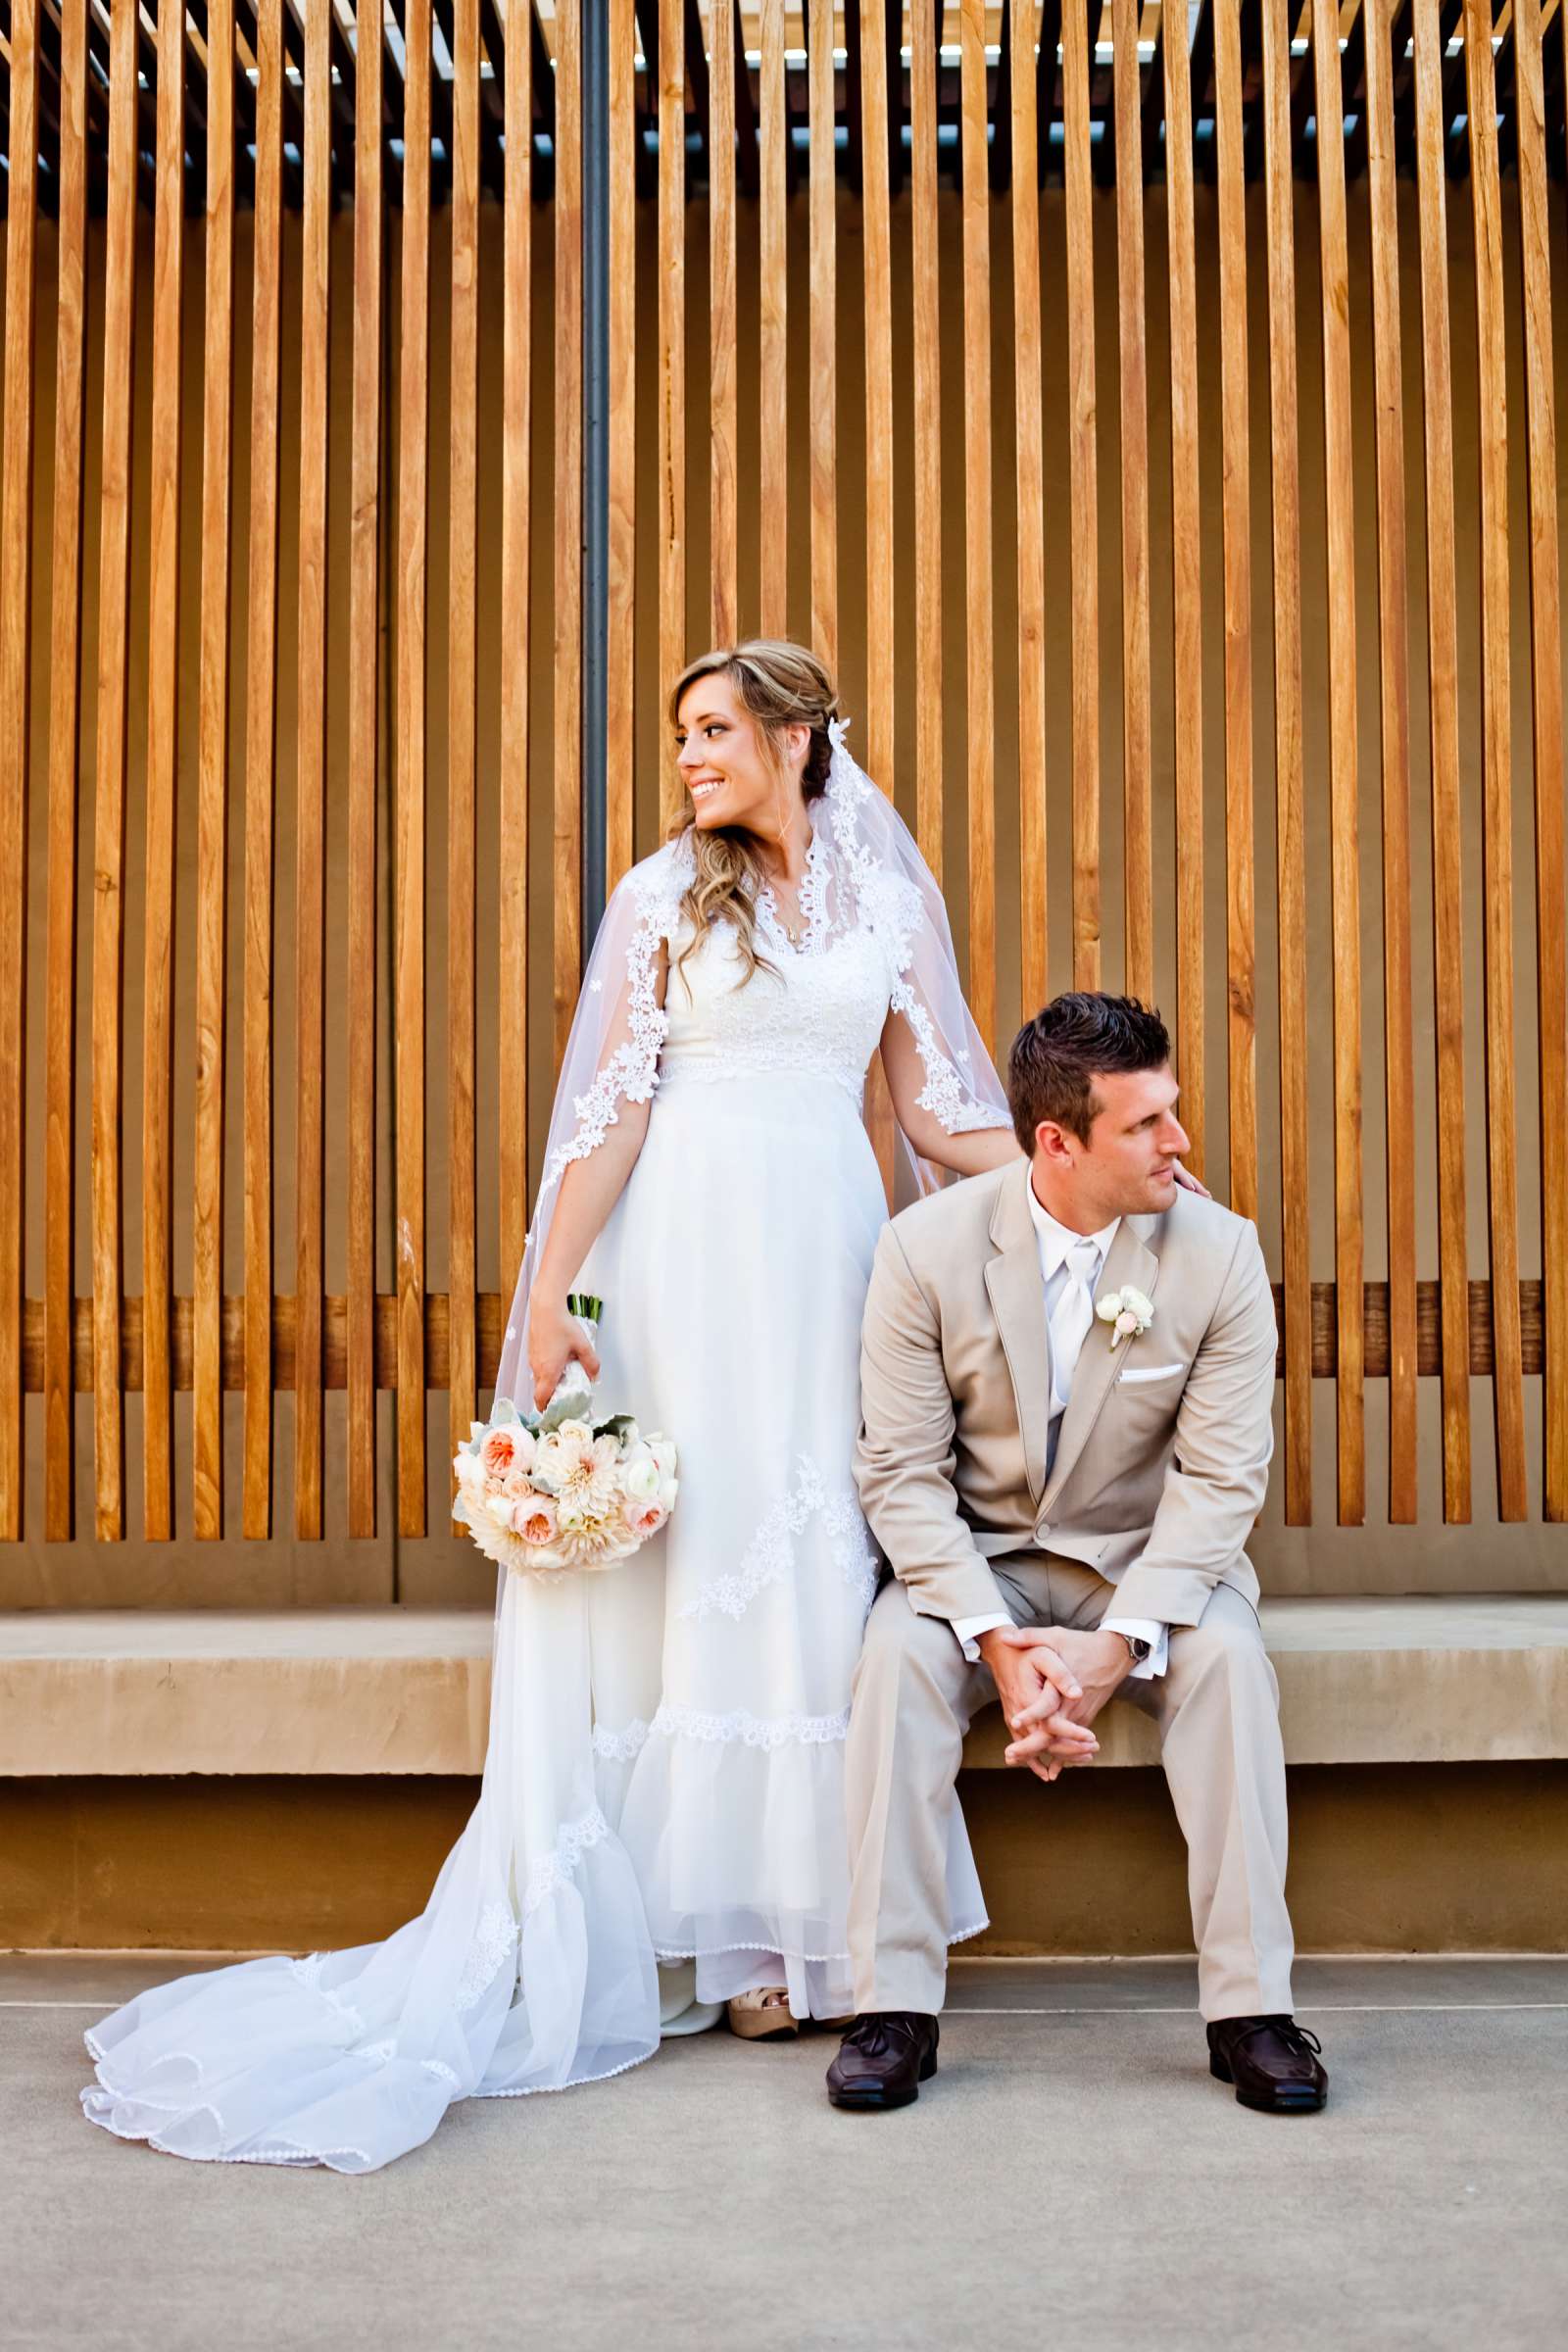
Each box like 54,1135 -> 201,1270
658,892 -> 897,1101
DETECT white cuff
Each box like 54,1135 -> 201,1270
1101,1616 -> 1168,1679
951,1610 -> 1013,1664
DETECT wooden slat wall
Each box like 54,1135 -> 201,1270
5,0 -> 1568,1557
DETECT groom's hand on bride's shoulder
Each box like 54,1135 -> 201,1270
977,1625 -> 1101,1784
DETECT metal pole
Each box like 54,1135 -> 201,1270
581,0 -> 612,946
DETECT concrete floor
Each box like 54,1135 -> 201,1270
5,1954 -> 1566,2352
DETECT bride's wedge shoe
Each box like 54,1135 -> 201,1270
726,1987 -> 801,2041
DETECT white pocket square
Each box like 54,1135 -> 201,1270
1117,1361 -> 1186,1384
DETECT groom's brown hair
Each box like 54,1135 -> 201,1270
1006,993 -> 1171,1152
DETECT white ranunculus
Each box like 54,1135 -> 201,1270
623,1453 -> 662,1502
1095,1291 -> 1123,1324
1121,1286 -> 1155,1323
648,1434 -> 677,1478
455,1448 -> 488,1494
484,1491 -> 517,1529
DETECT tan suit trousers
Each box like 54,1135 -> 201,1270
845,1554 -> 1296,2021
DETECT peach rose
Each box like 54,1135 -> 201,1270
513,1495 -> 559,1545
622,1497 -> 666,1541
480,1425 -> 522,1481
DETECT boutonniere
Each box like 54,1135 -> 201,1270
1095,1286 -> 1154,1348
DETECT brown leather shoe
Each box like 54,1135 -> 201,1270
1207,2015 -> 1327,2113
826,2012 -> 939,2111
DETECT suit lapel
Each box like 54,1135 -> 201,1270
984,1162 -> 1053,1507
1039,1212 -> 1160,1515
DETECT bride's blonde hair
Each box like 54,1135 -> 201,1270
666,639 -> 840,988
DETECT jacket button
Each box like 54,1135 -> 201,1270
1038,1522 -> 1051,1540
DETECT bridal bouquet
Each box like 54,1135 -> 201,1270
454,1294 -> 678,1576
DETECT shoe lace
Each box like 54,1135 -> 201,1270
843,2012 -> 926,2060
1231,2015 -> 1323,2062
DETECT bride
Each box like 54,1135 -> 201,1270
79,639 -> 1024,2171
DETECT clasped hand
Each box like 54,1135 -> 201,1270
976,1623 -> 1134,1785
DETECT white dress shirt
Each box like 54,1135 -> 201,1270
951,1181 -> 1169,1678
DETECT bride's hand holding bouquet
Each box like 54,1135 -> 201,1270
455,1294 -> 678,1577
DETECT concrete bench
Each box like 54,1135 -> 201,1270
3,1595 -> 1566,1777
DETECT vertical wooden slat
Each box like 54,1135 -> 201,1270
193,0 -> 236,1541
1062,0 -> 1099,988
448,0 -> 480,1527
397,0 -> 431,1536
1413,0 -> 1471,1519
499,0 -> 533,1295
1012,0 -> 1049,1016
1164,0 -> 1203,1185
1112,0 -> 1152,1006
710,0 -> 738,645
911,0 -> 943,882
960,0 -> 994,1051
1514,0 -> 1568,1520
91,0 -> 140,1541
43,0 -> 88,1541
293,0 -> 330,1539
808,0 -> 838,675
555,0 -> 582,1067
607,0 -> 636,888
1213,0 -> 1256,1222
862,0 -> 895,790
1365,0 -> 1419,1522
658,0 -> 687,831
861,0 -> 898,1206
1464,0 -> 1528,1519
142,0 -> 185,1542
1260,0 -> 1310,1525
1313,0 -> 1364,1525
346,0 -> 382,1529
0,0 -> 38,1538
243,0 -> 283,1538
758,0 -> 787,639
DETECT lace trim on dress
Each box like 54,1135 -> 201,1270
592,1717 -> 652,1764
521,1805 -> 612,1917
649,1700 -> 852,1749
454,1899 -> 522,2011
678,1454 -> 879,1623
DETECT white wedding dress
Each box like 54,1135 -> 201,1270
79,722 -> 1010,2170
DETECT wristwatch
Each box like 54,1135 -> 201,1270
1111,1630 -> 1152,1667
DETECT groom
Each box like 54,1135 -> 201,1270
828,993 -> 1328,2117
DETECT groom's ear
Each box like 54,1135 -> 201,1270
1033,1117 -> 1075,1167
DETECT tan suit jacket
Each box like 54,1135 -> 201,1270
854,1157 -> 1280,1630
